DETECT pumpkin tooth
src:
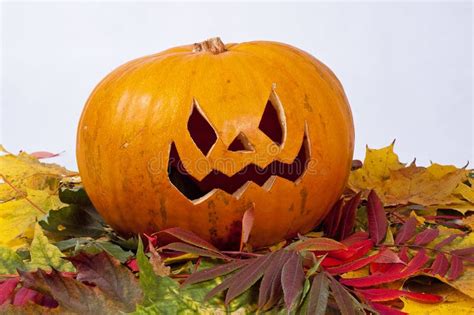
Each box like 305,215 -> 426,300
168,130 -> 310,201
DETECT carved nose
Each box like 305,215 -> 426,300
228,132 -> 254,152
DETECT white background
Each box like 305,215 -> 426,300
1,1 -> 472,170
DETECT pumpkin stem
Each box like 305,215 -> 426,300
193,37 -> 227,54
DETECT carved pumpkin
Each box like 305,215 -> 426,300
76,37 -> 354,248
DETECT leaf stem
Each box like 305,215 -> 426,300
1,175 -> 47,214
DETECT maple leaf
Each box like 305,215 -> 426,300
348,142 -> 471,210
0,189 -> 64,249
28,224 -> 75,273
66,252 -> 143,312
0,247 -> 25,275
0,148 -> 75,249
349,141 -> 404,191
19,269 -> 127,314
0,146 -> 73,202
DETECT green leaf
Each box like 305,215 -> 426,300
80,240 -> 133,263
59,185 -> 91,206
135,238 -> 255,314
39,205 -> 105,238
0,246 -> 25,274
29,223 -> 75,272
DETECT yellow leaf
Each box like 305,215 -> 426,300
382,163 -> 466,206
349,142 -> 404,191
0,189 -> 65,248
0,149 -> 73,201
341,266 -> 369,279
401,283 -> 474,314
349,143 -> 472,210
462,215 -> 474,230
454,183 -> 474,203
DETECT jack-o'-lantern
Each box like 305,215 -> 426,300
76,37 -> 354,248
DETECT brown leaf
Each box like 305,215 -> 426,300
19,269 -> 127,313
183,259 -> 250,287
156,227 -> 220,252
329,275 -> 357,315
281,251 -> 305,310
258,250 -> 292,310
294,238 -> 347,252
66,252 -> 142,311
147,238 -> 170,276
305,272 -> 329,315
160,242 -> 229,260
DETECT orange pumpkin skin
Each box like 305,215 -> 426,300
76,38 -> 354,249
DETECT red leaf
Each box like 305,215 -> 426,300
434,234 -> 464,250
358,288 -> 442,303
0,278 -> 19,305
370,302 -> 408,315
413,228 -> 439,246
127,258 -> 139,272
12,287 -> 39,306
30,151 -> 61,159
156,227 -> 220,252
338,193 -> 362,240
342,232 -> 370,246
451,247 -> 474,257
329,239 -> 373,261
403,291 -> 443,303
144,234 -> 158,249
430,253 -> 449,277
374,248 -> 405,265
367,190 -> 388,244
281,251 -> 305,310
371,262 -> 405,274
448,255 -> 464,280
341,249 -> 428,287
402,249 -> 429,274
320,257 -> 343,268
395,217 -> 418,245
240,205 -> 255,251
399,247 -> 409,263
326,253 -> 381,275
294,238 -> 347,252
323,199 -> 344,238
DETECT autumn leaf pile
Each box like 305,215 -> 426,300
0,143 -> 473,314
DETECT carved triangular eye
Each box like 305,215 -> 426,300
258,97 -> 284,146
188,101 -> 217,156
228,132 -> 254,152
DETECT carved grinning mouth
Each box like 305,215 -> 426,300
167,131 -> 310,202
